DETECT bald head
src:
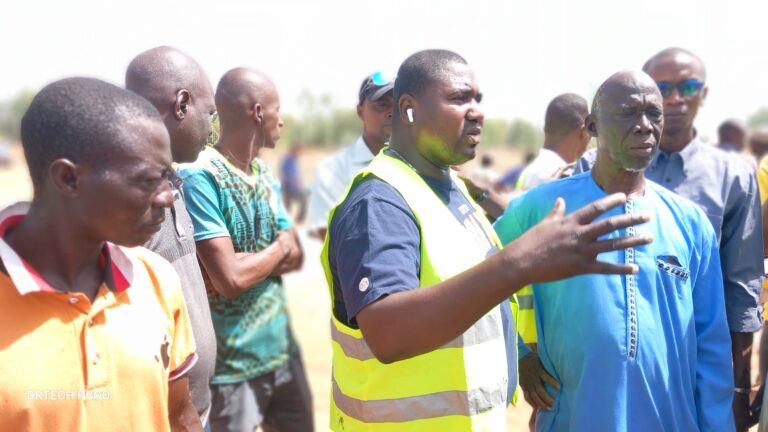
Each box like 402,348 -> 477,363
589,70 -> 664,173
643,47 -> 706,80
125,46 -> 215,163
216,68 -> 283,149
126,46 -> 210,108
215,68 -> 276,120
592,70 -> 661,118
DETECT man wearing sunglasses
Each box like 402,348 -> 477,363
575,47 -> 763,431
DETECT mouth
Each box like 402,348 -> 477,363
630,142 -> 656,154
664,112 -> 686,118
465,126 -> 482,144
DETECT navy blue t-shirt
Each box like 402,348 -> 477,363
328,171 -> 518,402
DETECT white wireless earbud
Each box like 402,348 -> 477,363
406,108 -> 414,123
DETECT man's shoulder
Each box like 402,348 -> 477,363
519,172 -> 591,202
177,147 -> 223,178
338,177 -> 410,216
693,142 -> 755,175
318,141 -> 362,172
648,181 -> 713,238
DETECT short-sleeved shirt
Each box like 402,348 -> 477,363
307,136 -> 375,230
574,137 -> 764,332
178,147 -> 294,384
328,168 -> 518,402
0,202 -> 197,432
144,173 -> 216,424
518,148 -> 567,190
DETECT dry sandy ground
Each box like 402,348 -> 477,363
0,144 -> 761,431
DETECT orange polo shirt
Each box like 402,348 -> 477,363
0,202 -> 197,432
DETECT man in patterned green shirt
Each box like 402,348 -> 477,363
179,67 -> 312,432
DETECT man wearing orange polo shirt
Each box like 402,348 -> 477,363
0,77 -> 201,431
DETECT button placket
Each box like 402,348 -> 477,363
625,200 -> 638,360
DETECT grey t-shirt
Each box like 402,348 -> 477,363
145,175 -> 216,425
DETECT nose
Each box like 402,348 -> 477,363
636,113 -> 653,134
154,181 -> 174,209
664,88 -> 684,106
467,102 -> 485,124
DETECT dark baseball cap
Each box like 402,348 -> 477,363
358,71 -> 394,104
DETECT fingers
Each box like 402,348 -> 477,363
586,234 -> 653,256
543,197 -> 566,220
541,370 -> 561,390
586,261 -> 640,275
582,212 -> 651,239
572,193 -> 627,224
534,380 -> 555,408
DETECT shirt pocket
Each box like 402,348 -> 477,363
656,255 -> 690,282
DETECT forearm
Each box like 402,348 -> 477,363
270,230 -> 304,276
358,246 -> 529,363
202,241 -> 287,299
476,189 -> 509,221
168,377 -> 203,432
731,331 -> 753,388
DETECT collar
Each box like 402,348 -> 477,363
537,148 -> 567,165
350,136 -> 377,165
651,131 -> 701,173
0,202 -> 134,296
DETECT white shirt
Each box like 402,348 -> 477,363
307,136 -> 375,230
520,148 -> 567,190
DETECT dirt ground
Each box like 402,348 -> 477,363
0,144 -> 761,431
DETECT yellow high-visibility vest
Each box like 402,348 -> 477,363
321,149 -> 518,431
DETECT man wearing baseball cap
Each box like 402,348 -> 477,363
307,71 -> 394,239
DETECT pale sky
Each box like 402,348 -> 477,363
3,0 -> 768,141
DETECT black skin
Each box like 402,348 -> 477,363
126,47 -> 216,432
358,93 -> 393,155
196,68 -> 302,302
518,71 -> 664,411
3,117 -> 201,431
646,51 -> 752,431
351,59 -> 652,365
126,47 -> 217,164
309,93 -> 394,241
643,52 -> 707,154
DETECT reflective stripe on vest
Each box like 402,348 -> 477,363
321,149 -> 514,431
330,310 -> 502,361
331,375 -> 506,423
517,285 -> 538,344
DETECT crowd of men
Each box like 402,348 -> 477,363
0,44 -> 766,432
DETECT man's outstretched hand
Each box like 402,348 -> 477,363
506,193 -> 653,284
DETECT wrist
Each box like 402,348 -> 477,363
473,189 -> 489,203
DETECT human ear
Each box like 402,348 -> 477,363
49,159 -> 81,196
585,116 -> 598,137
398,94 -> 415,125
174,89 -> 191,120
252,103 -> 263,124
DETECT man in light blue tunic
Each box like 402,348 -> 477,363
494,70 -> 734,431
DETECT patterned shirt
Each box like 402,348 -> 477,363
178,147 -> 294,384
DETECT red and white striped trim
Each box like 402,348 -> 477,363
169,352 -> 198,381
0,202 -> 134,295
